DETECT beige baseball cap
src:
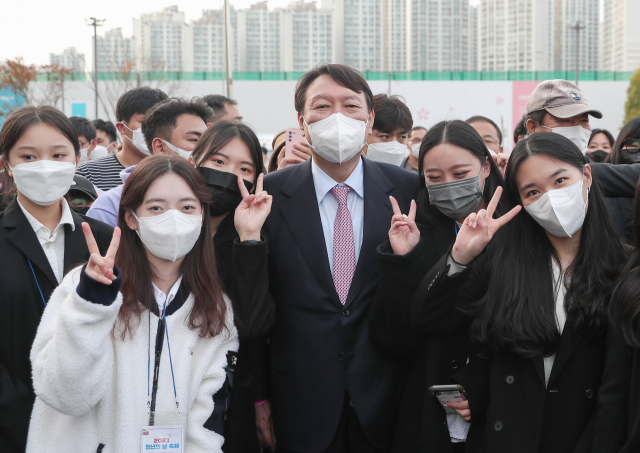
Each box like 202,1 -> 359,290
525,79 -> 602,119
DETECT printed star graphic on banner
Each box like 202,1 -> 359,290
417,108 -> 429,121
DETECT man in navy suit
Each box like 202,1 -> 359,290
257,64 -> 419,453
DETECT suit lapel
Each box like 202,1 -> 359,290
546,311 -> 582,387
279,160 -> 342,307
344,159 -> 394,308
532,356 -> 546,386
3,199 -> 58,286
63,211 -> 90,276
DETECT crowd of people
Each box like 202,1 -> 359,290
1,63 -> 640,453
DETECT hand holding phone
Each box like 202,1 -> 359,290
285,129 -> 305,159
429,384 -> 468,415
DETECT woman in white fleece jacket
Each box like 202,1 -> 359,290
25,155 -> 264,453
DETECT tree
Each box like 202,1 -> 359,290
39,64 -> 74,111
0,57 -> 38,117
624,67 -> 640,125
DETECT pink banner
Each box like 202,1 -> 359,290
512,81 -> 540,146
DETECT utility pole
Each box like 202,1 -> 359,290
223,0 -> 233,98
86,17 -> 106,118
569,20 -> 585,86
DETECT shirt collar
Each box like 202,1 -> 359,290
152,275 -> 184,312
311,156 -> 365,204
17,197 -> 76,235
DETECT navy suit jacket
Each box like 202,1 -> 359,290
262,157 -> 419,452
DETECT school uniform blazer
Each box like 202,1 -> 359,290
212,213 -> 274,453
261,157 -> 419,452
369,210 -> 474,453
0,198 -> 113,453
409,248 -> 627,453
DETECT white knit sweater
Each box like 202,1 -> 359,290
26,267 -> 239,453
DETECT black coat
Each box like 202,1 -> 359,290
410,250 -> 628,453
261,158 -> 419,452
212,213 -> 274,453
0,199 -> 113,452
369,213 -> 474,453
591,162 -> 640,198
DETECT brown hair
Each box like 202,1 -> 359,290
190,120 -> 263,186
372,94 -> 413,134
268,129 -> 288,173
115,154 -> 228,339
294,64 -> 374,115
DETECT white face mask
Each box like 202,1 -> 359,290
123,124 -> 151,155
79,148 -> 89,165
304,113 -> 368,164
90,145 -> 109,161
10,160 -> 76,206
411,143 -> 421,159
541,124 -> 591,155
133,209 -> 202,262
162,140 -> 192,160
524,177 -> 588,238
366,141 -> 407,166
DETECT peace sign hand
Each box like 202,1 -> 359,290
388,196 -> 420,255
82,223 -> 121,285
234,173 -> 273,242
450,187 -> 521,266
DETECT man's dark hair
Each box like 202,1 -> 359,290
141,98 -> 213,150
116,87 -> 168,123
92,119 -> 118,143
202,94 -> 238,122
466,115 -> 502,146
372,94 -> 413,134
513,115 -> 528,144
69,116 -> 97,141
526,109 -> 547,126
294,64 -> 374,115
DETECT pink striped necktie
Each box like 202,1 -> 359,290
330,185 -> 356,305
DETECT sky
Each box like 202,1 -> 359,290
1,0 -> 602,68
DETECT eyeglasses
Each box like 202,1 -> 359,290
483,138 -> 499,146
622,138 -> 640,149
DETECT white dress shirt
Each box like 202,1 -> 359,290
152,275 -> 184,312
18,198 -> 75,283
311,157 -> 365,274
543,260 -> 568,386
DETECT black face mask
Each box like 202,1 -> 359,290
620,148 -> 640,165
586,149 -> 608,163
72,206 -> 90,215
198,167 -> 254,217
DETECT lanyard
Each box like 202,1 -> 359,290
147,302 -> 180,425
28,259 -> 47,307
454,221 -> 459,236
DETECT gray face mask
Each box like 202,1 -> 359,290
427,169 -> 485,219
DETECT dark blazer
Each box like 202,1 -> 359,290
591,163 -> 640,198
0,199 -> 113,452
261,158 -> 418,452
410,250 -> 627,453
213,213 -> 274,453
369,211 -> 474,453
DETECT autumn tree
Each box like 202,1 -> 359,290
625,67 -> 640,124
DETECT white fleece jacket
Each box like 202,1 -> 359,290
26,267 -> 238,453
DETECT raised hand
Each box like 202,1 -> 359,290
234,173 -> 273,242
451,187 -> 521,265
277,142 -> 312,170
492,153 -> 509,178
388,196 -> 419,255
82,223 -> 121,285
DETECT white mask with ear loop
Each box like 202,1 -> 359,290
524,175 -> 589,237
132,210 -> 203,262
411,143 -> 421,159
9,160 -> 76,206
366,141 -> 407,166
303,113 -> 368,164
122,124 -> 151,155
540,124 -> 591,155
162,140 -> 192,160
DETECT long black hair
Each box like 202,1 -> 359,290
606,117 -> 640,164
471,132 -> 626,357
416,120 -> 506,227
609,175 -> 640,347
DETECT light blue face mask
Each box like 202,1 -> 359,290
426,167 -> 485,219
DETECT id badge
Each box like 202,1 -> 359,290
141,425 -> 184,452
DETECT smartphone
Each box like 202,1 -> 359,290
285,129 -> 305,159
429,384 -> 467,415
